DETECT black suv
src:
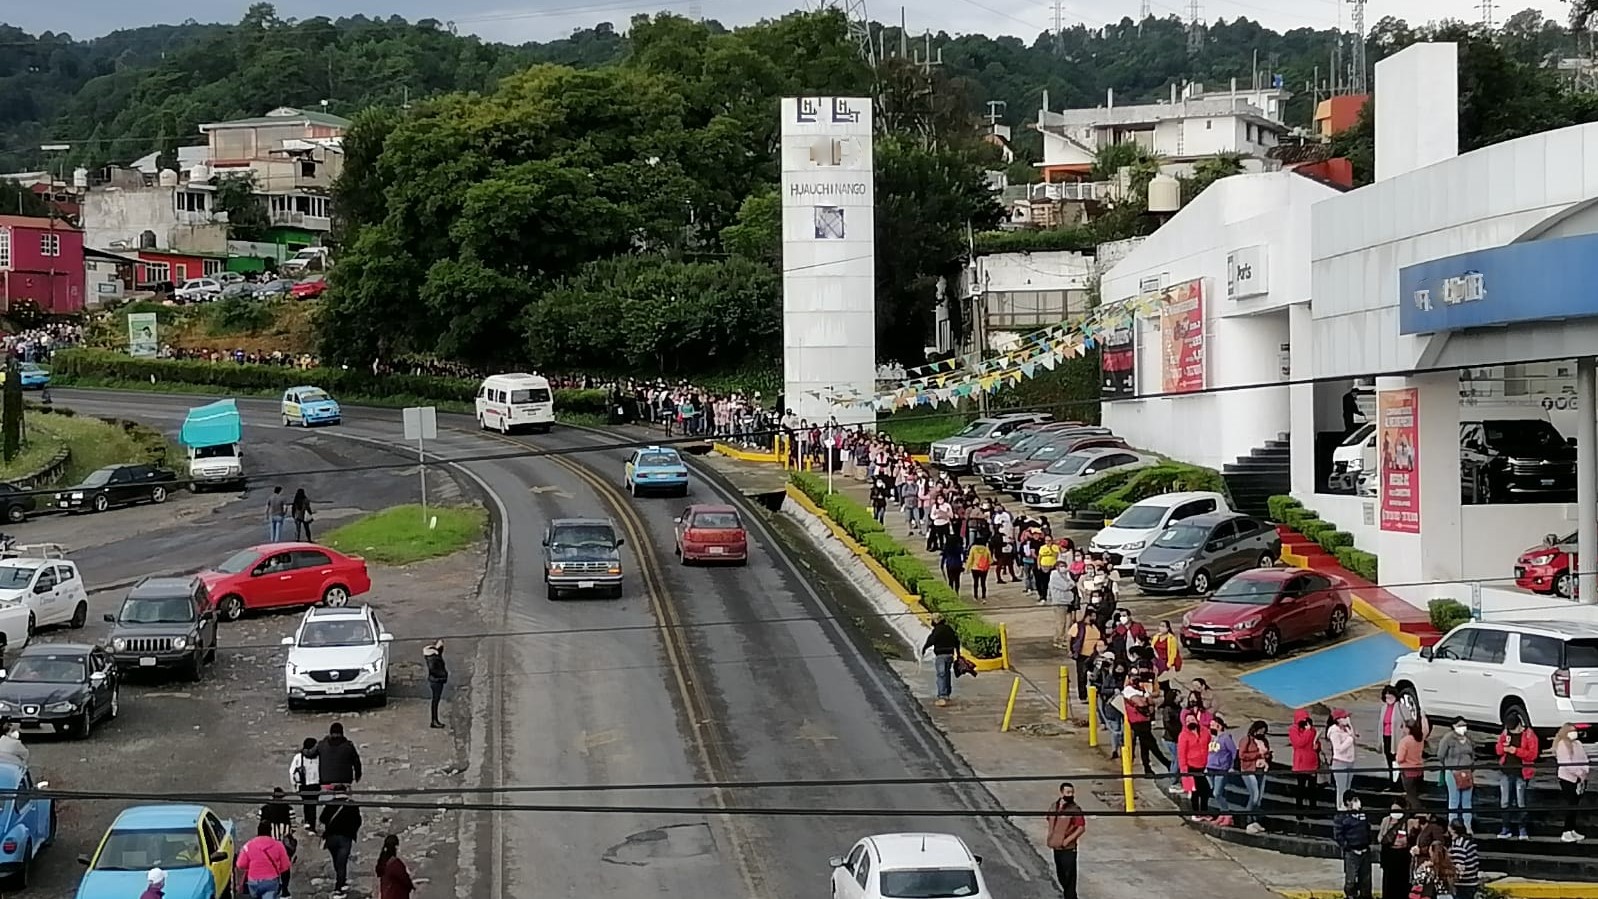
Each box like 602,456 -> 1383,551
105,577 -> 218,681
54,463 -> 178,514
1460,419 -> 1576,504
542,518 -> 624,600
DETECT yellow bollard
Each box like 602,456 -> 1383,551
1000,675 -> 1022,733
1121,732 -> 1137,812
999,624 -> 1011,671
1086,685 -> 1099,747
1059,666 -> 1070,721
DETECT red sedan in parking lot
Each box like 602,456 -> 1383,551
197,542 -> 372,620
291,275 -> 327,299
674,504 -> 749,564
1180,568 -> 1351,658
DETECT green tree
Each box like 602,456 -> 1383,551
720,188 -> 780,263
0,180 -> 50,217
210,171 -> 270,241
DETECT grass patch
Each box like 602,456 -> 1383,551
28,412 -> 177,484
322,504 -> 488,566
876,410 -> 969,450
0,420 -> 67,480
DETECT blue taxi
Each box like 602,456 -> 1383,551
76,805 -> 234,899
0,756 -> 54,889
624,447 -> 689,497
281,386 -> 341,426
17,364 -> 50,390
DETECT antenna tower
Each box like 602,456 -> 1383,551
1051,0 -> 1065,54
1477,0 -> 1498,29
1347,0 -> 1367,94
1186,0 -> 1203,53
812,0 -> 875,65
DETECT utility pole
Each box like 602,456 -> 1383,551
1051,0 -> 1065,54
1347,0 -> 1368,94
1186,0 -> 1203,53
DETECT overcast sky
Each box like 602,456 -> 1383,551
7,0 -> 1570,45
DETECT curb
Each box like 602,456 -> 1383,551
1278,545 -> 1426,651
1278,887 -> 1598,899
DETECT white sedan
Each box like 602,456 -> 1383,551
830,833 -> 991,899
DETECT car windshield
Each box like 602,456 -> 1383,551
299,620 -> 375,648
691,512 -> 741,529
1340,423 -> 1376,448
879,868 -> 981,898
1484,420 -> 1567,452
1112,504 -> 1171,530
551,526 -> 615,549
119,596 -> 195,624
80,468 -> 116,487
1028,444 -> 1067,461
639,452 -> 680,467
1210,576 -> 1282,605
510,388 -> 552,404
8,655 -> 85,683
1154,524 -> 1210,549
300,389 -> 330,402
214,549 -> 259,575
953,420 -> 995,438
19,363 -> 42,373
195,444 -> 235,459
92,829 -> 207,871
1045,452 -> 1094,475
0,566 -> 36,589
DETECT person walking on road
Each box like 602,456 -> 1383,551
236,820 -> 294,899
267,486 -> 289,543
376,834 -> 416,899
259,788 -> 298,898
288,738 -> 321,834
1554,721 -> 1590,842
424,641 -> 449,729
314,722 -> 363,787
966,541 -> 992,600
291,488 -> 314,541
1495,715 -> 1537,839
1436,717 -> 1477,832
1332,793 -> 1373,899
922,615 -> 961,707
319,786 -> 363,899
1045,782 -> 1085,899
140,868 -> 167,899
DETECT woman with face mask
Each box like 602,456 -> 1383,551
1553,722 -> 1590,842
1328,709 -> 1358,809
1378,804 -> 1412,899
1237,721 -> 1272,834
1435,717 -> 1477,832
1178,710 -> 1213,820
1204,715 -> 1239,828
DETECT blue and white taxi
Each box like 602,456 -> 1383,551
280,386 -> 341,427
624,447 -> 689,497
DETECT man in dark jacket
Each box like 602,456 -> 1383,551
1332,793 -> 1373,899
922,615 -> 961,707
319,786 -> 362,898
314,722 -> 362,787
424,641 -> 449,729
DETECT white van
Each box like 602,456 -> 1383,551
476,373 -> 555,434
1088,490 -> 1232,576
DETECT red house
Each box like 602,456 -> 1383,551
0,215 -> 86,314
134,249 -> 226,287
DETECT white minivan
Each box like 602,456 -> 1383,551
476,373 -> 555,434
1089,490 -> 1232,576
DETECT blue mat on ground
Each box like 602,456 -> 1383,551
1238,633 -> 1411,709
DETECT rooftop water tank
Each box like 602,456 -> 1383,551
72,167 -> 89,188
1147,173 -> 1181,213
158,168 -> 179,188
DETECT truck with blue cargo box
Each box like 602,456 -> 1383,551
180,399 -> 245,491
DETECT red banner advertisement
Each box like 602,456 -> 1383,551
1378,388 -> 1420,534
1159,279 -> 1206,394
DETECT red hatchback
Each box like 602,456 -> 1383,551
1515,531 -> 1576,598
291,275 -> 327,300
1180,568 -> 1351,658
674,504 -> 749,564
198,542 -> 372,620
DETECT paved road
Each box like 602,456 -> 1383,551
54,390 -> 1051,897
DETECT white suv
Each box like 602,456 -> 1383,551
1389,619 -> 1598,742
282,605 -> 393,709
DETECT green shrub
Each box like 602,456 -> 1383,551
1334,547 -> 1378,582
205,297 -> 278,335
917,581 -> 1004,658
822,492 -> 885,542
1318,530 -> 1355,552
1267,495 -> 1302,521
860,532 -> 906,562
1282,507 -> 1320,531
1300,519 -> 1334,541
1428,598 -> 1473,633
885,554 -> 938,593
789,470 -> 830,505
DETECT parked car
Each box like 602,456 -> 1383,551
104,577 -> 218,681
282,604 -> 393,709
252,278 -> 295,300
829,833 -> 991,899
0,484 -> 36,524
0,546 -> 88,635
1090,490 -> 1232,576
0,755 -> 52,889
1460,418 -> 1577,504
674,504 -> 748,564
625,446 -> 689,497
1389,619 -> 1598,740
54,464 -> 177,514
0,642 -> 119,739
998,434 -> 1129,494
1327,423 -> 1376,493
543,518 -> 624,599
1021,448 -> 1156,510
74,805 -> 235,899
968,423 -> 1064,468
291,275 -> 327,300
199,542 -> 371,620
1516,531 -> 1578,598
927,413 -> 1054,472
1180,568 -> 1351,658
976,427 -> 1113,487
1134,512 -> 1283,594
219,281 -> 255,300
173,278 -> 222,303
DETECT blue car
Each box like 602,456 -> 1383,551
281,386 -> 341,426
0,755 -> 55,888
15,364 -> 49,390
624,446 -> 689,497
76,804 -> 234,899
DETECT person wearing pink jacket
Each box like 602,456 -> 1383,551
1554,722 -> 1591,843
235,820 -> 293,898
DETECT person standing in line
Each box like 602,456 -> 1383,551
1044,782 -> 1085,899
1378,803 -> 1413,899
1436,717 -> 1477,832
376,834 -> 416,899
1554,722 -> 1590,842
424,640 -> 448,729
1395,720 -> 1427,809
1122,675 -> 1170,778
1378,687 -> 1415,780
1494,715 -> 1537,839
1066,616 -> 1101,704
1179,709 -> 1213,821
1332,793 -> 1373,899
266,486 -> 289,543
291,488 -> 314,541
1328,709 -> 1358,809
1205,715 -> 1239,828
1150,620 -> 1182,687
288,738 -> 321,834
922,615 -> 961,707
966,540 -> 992,600
940,537 -> 964,591
1159,688 -> 1185,794
235,820 -> 294,899
1035,538 -> 1059,606
1289,709 -> 1323,820
319,786 -> 363,899
1448,821 -> 1481,899
1046,559 -> 1075,647
1238,720 -> 1273,835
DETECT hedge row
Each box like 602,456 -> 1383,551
1428,598 -> 1473,633
48,350 -> 610,415
1067,461 -> 1232,518
1269,495 -> 1380,583
789,471 -> 1003,659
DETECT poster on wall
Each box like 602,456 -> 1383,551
1100,319 -> 1136,399
127,312 -> 158,358
1378,388 -> 1421,534
1159,279 -> 1206,394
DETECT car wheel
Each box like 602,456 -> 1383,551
219,595 -> 245,621
110,686 -> 120,719
1327,606 -> 1349,639
188,481 -> 200,494
1261,626 -> 1283,659
76,708 -> 93,740
7,841 -> 29,889
1397,684 -> 1423,725
151,486 -> 167,504
323,585 -> 350,607
286,696 -> 303,711
69,601 -> 87,629
1190,570 -> 1212,594
1556,571 -> 1574,598
92,494 -> 109,513
25,613 -> 34,638
4,504 -> 23,524
546,584 -> 561,601
283,415 -> 292,427
1257,552 -> 1275,568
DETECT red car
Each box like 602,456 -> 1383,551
1179,568 -> 1351,658
1515,531 -> 1576,597
674,504 -> 749,564
291,275 -> 327,299
198,542 -> 372,620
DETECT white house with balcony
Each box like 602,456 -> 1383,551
201,107 -> 348,234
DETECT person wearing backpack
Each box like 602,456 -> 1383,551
966,541 -> 992,600
287,738 -> 320,834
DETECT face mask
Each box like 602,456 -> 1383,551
1571,732 -> 1582,741
1061,793 -> 1074,803
1349,801 -> 1361,811
1454,725 -> 1468,736
1187,723 -> 1198,731
1391,812 -> 1404,820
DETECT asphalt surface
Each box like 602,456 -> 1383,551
50,389 -> 1052,898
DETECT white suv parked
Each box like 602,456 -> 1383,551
282,605 -> 393,709
1389,619 -> 1598,742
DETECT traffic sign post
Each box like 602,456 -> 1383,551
403,406 -> 438,522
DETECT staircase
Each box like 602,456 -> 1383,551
1222,432 -> 1291,519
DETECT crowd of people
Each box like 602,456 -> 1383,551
3,321 -> 83,362
158,346 -> 321,368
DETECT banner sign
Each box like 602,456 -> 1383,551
127,312 -> 158,358
1159,279 -> 1206,394
1226,245 -> 1268,300
1100,318 -> 1136,399
1378,388 -> 1420,534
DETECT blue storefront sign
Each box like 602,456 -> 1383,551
1398,232 -> 1598,335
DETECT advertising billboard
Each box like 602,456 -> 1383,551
1158,279 -> 1206,394
1378,388 -> 1420,534
1099,317 -> 1136,399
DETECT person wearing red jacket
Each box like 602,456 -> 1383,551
1288,709 -> 1324,820
1177,710 -> 1213,820
1494,716 -> 1538,839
